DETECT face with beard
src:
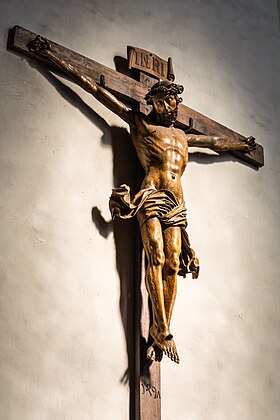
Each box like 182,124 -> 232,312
151,94 -> 178,126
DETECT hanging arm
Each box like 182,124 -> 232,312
186,134 -> 256,153
28,36 -> 135,126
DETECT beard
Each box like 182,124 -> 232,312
155,108 -> 178,126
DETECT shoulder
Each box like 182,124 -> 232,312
173,127 -> 188,142
134,111 -> 149,124
133,111 -> 153,132
176,127 -> 187,136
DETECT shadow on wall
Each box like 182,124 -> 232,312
26,59 -> 140,418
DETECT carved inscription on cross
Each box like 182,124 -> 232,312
127,46 -> 175,81
8,25 -> 264,420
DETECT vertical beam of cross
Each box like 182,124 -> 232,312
134,73 -> 161,420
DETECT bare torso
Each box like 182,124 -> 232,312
130,112 -> 188,203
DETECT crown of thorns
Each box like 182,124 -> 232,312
145,81 -> 184,105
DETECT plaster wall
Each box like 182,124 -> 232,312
0,1 -> 279,419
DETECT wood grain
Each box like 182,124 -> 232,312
8,25 -> 263,168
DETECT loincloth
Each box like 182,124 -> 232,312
109,184 -> 199,279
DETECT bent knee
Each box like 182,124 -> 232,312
150,249 -> 165,267
165,253 -> 180,274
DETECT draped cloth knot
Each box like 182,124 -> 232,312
109,184 -> 200,279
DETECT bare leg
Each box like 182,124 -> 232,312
147,226 -> 181,364
140,218 -> 179,363
140,218 -> 168,336
162,226 -> 181,327
146,306 -> 163,363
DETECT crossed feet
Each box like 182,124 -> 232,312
147,325 -> 180,364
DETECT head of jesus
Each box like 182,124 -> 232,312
145,81 -> 184,126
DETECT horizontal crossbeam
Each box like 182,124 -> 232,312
8,25 -> 264,168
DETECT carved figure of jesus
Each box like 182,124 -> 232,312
29,36 -> 255,364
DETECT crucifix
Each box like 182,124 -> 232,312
8,25 -> 264,420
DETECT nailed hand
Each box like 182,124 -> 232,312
245,136 -> 256,152
28,35 -> 52,56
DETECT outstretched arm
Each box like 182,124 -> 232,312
28,36 -> 135,126
186,134 -> 256,153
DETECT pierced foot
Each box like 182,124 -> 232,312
147,342 -> 163,362
150,326 -> 180,364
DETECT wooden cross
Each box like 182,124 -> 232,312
7,25 -> 264,420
